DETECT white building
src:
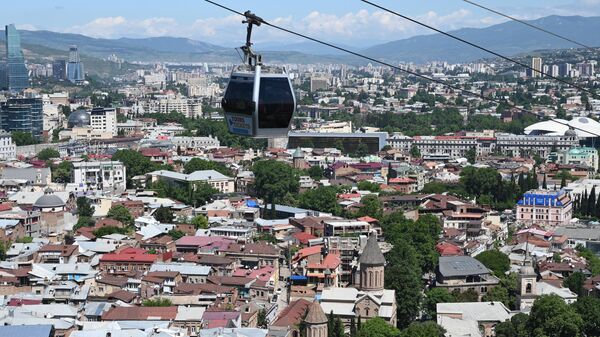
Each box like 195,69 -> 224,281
90,107 -> 117,136
0,132 -> 16,160
146,169 -> 235,193
171,136 -> 220,151
72,161 -> 126,194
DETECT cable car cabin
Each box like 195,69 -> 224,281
222,65 -> 296,138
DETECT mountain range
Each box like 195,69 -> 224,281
0,15 -> 599,65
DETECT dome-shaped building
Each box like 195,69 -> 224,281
524,117 -> 600,140
33,188 -> 66,212
33,188 -> 67,236
67,109 -> 91,128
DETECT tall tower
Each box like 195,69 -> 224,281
67,45 -> 85,84
304,301 -> 328,337
517,263 -> 537,311
357,235 -> 385,292
5,24 -> 30,92
531,57 -> 543,78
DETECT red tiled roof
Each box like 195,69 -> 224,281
307,254 -> 341,270
292,232 -> 318,245
100,253 -> 158,263
271,299 -> 311,327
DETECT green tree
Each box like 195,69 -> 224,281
527,295 -> 583,337
190,215 -> 209,229
76,197 -> 94,217
11,131 -> 38,146
475,250 -> 510,277
37,148 -> 60,160
482,285 -> 510,307
356,194 -> 383,219
399,322 -> 445,337
357,317 -> 400,337
573,296 -> 600,337
52,161 -> 73,183
495,313 -> 530,337
167,229 -> 185,240
142,298 -> 173,307
563,272 -> 585,296
423,288 -> 455,319
252,160 -> 299,216
184,158 -> 232,176
354,143 -> 369,158
112,149 -> 157,187
452,289 -> 479,302
385,240 -> 423,328
465,147 -> 476,164
307,165 -> 324,181
93,226 -> 128,237
107,205 -> 134,227
298,186 -> 341,215
257,309 -> 268,329
73,216 -> 95,230
410,145 -> 421,158
154,206 -> 174,223
357,181 -> 381,192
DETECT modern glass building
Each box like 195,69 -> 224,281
5,24 -> 30,92
0,97 -> 43,137
67,45 -> 84,83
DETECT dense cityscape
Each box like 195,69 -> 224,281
1,2 -> 600,337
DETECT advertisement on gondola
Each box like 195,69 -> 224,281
226,115 -> 253,136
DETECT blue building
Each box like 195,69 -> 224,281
66,45 -> 84,84
516,189 -> 573,227
0,97 -> 43,137
5,24 -> 30,92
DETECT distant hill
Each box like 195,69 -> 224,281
362,15 -> 600,63
1,15 -> 599,64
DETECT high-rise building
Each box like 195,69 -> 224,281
531,57 -> 542,78
0,64 -> 7,90
559,63 -> 572,77
66,45 -> 84,84
551,64 -> 560,77
90,107 -> 117,136
5,24 -> 30,92
52,60 -> 67,80
0,97 -> 43,137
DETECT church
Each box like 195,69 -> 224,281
319,235 -> 397,327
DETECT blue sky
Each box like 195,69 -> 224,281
6,0 -> 600,46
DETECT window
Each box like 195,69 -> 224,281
526,283 -> 532,294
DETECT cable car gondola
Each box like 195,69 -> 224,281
222,11 -> 296,138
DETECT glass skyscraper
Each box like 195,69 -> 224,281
67,45 -> 84,84
0,97 -> 43,137
5,24 -> 30,92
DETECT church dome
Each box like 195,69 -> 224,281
33,188 -> 65,208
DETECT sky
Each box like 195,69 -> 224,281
5,0 -> 600,47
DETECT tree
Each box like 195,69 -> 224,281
52,161 -> 72,183
354,143 -> 369,158
452,289 -> 479,302
333,317 -> 345,337
423,288 -> 455,319
385,240 -> 422,328
11,131 -> 38,146
399,322 -> 445,337
73,216 -> 94,230
356,195 -> 383,219
252,160 -> 299,216
573,296 -> 600,337
298,186 -> 341,215
410,145 -> 421,158
112,149 -> 157,187
350,317 -> 357,337
495,313 -> 529,337
142,298 -> 173,307
107,205 -> 134,227
563,272 -> 585,296
357,181 -> 381,192
482,285 -> 510,307
527,295 -> 583,337
37,148 -> 60,160
542,173 -> 547,189
257,309 -> 268,329
184,158 -> 232,176
76,197 -> 94,217
93,226 -> 128,237
167,229 -> 185,240
465,147 -> 476,164
357,317 -> 400,337
190,215 -> 209,229
307,165 -> 324,181
154,206 -> 174,223
475,250 -> 510,277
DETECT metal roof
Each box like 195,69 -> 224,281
438,256 -> 491,277
0,324 -> 53,337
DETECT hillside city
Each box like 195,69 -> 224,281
0,7 -> 599,337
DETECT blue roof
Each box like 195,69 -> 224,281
290,275 -> 308,281
0,325 -> 53,337
517,191 -> 566,206
246,200 -> 258,208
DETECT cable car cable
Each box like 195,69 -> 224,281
360,0 -> 598,99
203,0 -> 600,138
462,0 -> 596,51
